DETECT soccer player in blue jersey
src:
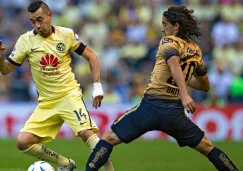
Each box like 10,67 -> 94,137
85,6 -> 238,171
0,1 -> 114,171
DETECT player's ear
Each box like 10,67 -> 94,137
48,11 -> 52,19
174,23 -> 179,31
172,23 -> 179,36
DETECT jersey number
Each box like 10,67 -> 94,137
166,61 -> 196,86
74,109 -> 87,121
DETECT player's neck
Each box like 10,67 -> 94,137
42,26 -> 54,38
172,30 -> 178,36
43,30 -> 52,38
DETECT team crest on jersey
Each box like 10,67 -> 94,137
40,54 -> 60,76
56,43 -> 65,52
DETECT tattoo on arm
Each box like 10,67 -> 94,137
89,63 -> 93,72
94,76 -> 100,82
84,47 -> 101,83
89,63 -> 100,82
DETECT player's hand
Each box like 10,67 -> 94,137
0,40 -> 6,59
181,94 -> 196,114
92,95 -> 103,109
92,82 -> 104,109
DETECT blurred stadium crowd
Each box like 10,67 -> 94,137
0,0 -> 243,106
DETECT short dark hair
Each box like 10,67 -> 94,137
28,1 -> 50,13
163,6 -> 201,42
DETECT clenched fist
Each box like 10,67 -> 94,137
0,40 -> 6,60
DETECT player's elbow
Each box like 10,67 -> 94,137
1,70 -> 8,75
1,69 -> 12,75
198,76 -> 210,92
206,84 -> 210,92
202,84 -> 210,92
82,46 -> 97,61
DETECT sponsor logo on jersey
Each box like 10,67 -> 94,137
162,37 -> 174,44
31,47 -> 39,51
40,54 -> 60,76
40,54 -> 59,68
186,47 -> 197,56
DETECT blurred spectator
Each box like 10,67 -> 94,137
120,41 -> 148,67
54,0 -> 81,27
211,15 -> 239,47
230,38 -> 243,76
126,19 -> 147,43
43,0 -> 68,14
79,17 -> 109,57
86,0 -> 110,20
0,74 -> 10,101
207,59 -> 233,107
130,72 -> 147,104
9,69 -> 30,102
229,76 -> 243,102
220,0 -> 243,22
100,30 -> 123,70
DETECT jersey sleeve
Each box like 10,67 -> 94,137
197,49 -> 205,66
194,49 -> 208,76
159,37 -> 180,62
69,30 -> 82,51
7,36 -> 27,66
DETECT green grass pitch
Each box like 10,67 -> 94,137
0,139 -> 242,170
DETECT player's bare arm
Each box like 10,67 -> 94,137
82,46 -> 101,83
0,40 -> 17,75
82,46 -> 104,109
188,65 -> 210,91
188,74 -> 210,92
167,56 -> 196,113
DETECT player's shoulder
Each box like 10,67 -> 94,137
160,36 -> 182,50
161,35 -> 182,45
188,41 -> 201,54
54,25 -> 74,35
191,41 -> 200,50
17,30 -> 34,43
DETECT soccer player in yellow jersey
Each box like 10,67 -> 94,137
85,6 -> 238,171
0,1 -> 114,171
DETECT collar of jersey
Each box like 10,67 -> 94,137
33,26 -> 55,35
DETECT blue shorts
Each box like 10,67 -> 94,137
111,94 -> 204,147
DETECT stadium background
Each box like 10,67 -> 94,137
0,0 -> 243,170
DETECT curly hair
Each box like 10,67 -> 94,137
163,6 -> 201,42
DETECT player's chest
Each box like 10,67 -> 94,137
27,39 -> 69,64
